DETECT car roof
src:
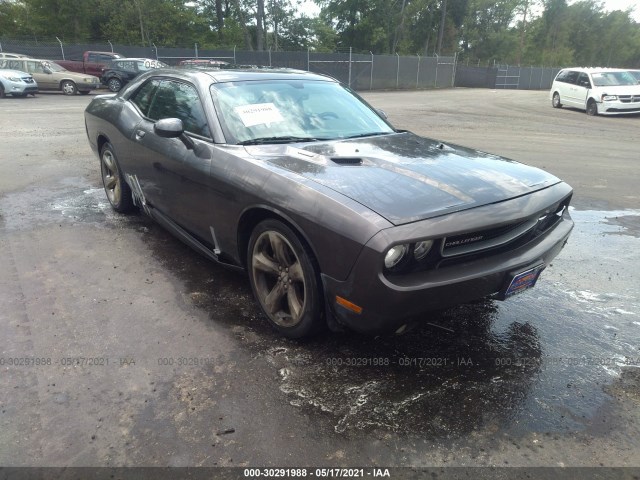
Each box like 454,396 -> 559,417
0,52 -> 31,58
114,58 -> 157,62
560,67 -> 633,74
151,67 -> 336,84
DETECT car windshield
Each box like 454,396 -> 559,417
591,71 -> 637,87
211,79 -> 394,144
45,62 -> 66,72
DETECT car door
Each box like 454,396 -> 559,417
133,79 -> 214,240
118,78 -> 165,209
25,60 -> 58,90
562,71 -> 580,107
574,72 -> 592,109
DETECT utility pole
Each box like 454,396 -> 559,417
437,0 -> 447,55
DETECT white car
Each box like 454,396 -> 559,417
550,67 -> 640,116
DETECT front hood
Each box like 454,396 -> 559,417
245,132 -> 561,225
596,85 -> 640,95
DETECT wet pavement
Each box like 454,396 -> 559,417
1,91 -> 639,469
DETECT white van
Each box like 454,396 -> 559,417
550,67 -> 640,115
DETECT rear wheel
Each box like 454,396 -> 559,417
552,92 -> 562,108
247,219 -> 324,338
100,142 -> 134,213
107,78 -> 122,92
586,99 -> 598,116
61,80 -> 77,95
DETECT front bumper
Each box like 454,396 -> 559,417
80,83 -> 99,91
322,183 -> 574,333
598,99 -> 640,114
3,81 -> 37,95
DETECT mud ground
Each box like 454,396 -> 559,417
0,89 -> 639,471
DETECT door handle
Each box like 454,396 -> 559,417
135,129 -> 146,140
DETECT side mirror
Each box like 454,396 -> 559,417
154,118 -> 184,138
376,108 -> 388,119
154,118 -> 195,150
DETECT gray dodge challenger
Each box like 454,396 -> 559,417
84,68 -> 574,338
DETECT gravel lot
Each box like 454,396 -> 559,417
0,88 -> 639,474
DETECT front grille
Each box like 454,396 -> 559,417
22,77 -> 34,83
618,95 -> 640,104
441,218 -> 538,257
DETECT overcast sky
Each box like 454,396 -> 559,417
599,0 -> 639,20
297,0 -> 639,22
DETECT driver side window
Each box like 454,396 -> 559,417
131,79 -> 211,139
148,81 -> 211,138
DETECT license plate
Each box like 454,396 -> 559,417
503,264 -> 545,299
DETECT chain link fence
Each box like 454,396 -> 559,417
1,37 -> 561,91
455,64 -> 562,90
0,38 -> 457,91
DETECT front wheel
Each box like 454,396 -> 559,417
552,92 -> 562,108
0,84 -> 5,98
61,80 -> 77,95
107,78 -> 122,92
586,99 -> 598,116
247,219 -> 324,338
79,90 -> 91,95
100,142 -> 134,213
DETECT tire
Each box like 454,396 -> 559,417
79,90 -> 90,95
61,80 -> 77,95
552,92 -> 562,108
0,84 -> 5,98
107,78 -> 122,92
100,142 -> 134,213
247,219 -> 324,338
586,99 -> 598,116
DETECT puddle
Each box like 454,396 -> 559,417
1,180 -> 639,438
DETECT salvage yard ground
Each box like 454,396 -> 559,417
0,89 -> 639,472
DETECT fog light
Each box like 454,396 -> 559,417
384,244 -> 408,269
413,240 -> 433,260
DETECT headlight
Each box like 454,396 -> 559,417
2,76 -> 21,82
384,244 -> 408,269
413,240 -> 433,260
602,95 -> 617,101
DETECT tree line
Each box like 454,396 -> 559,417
1,0 -> 639,66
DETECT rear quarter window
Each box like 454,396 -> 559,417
130,79 -> 161,117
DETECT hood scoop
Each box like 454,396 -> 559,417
330,157 -> 363,166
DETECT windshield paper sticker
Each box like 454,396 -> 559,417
234,103 -> 284,127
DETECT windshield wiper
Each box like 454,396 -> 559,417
342,131 -> 394,140
238,136 -> 324,145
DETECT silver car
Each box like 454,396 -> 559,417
0,69 -> 38,98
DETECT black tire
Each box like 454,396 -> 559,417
100,142 -> 134,213
551,92 -> 562,108
0,84 -> 5,98
61,80 -> 77,95
79,90 -> 91,95
247,219 -> 324,338
107,78 -> 122,92
586,99 -> 598,116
